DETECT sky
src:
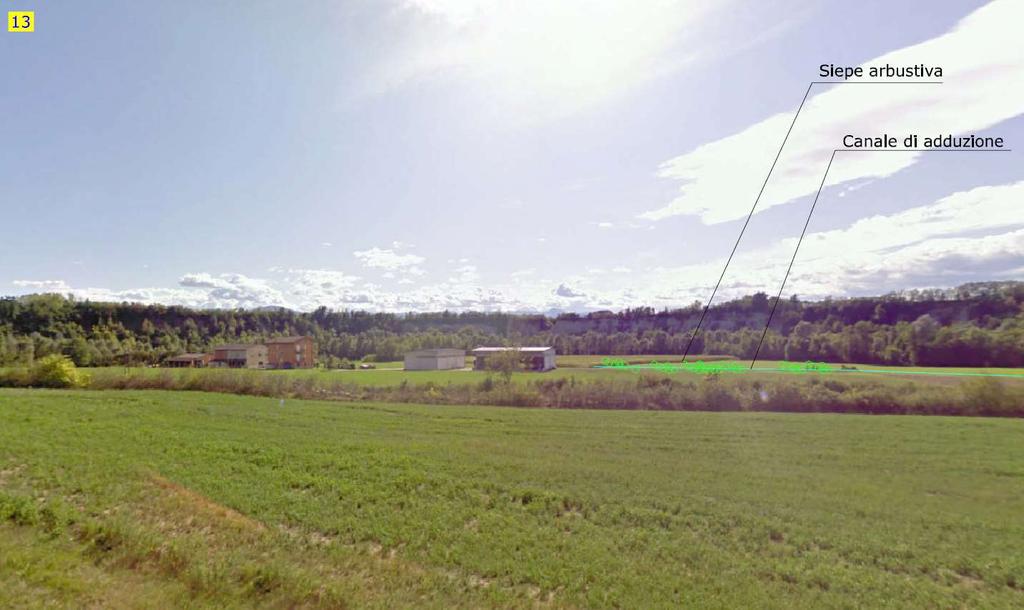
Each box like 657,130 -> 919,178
2,0 -> 1022,313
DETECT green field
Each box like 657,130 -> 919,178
2,389 -> 1023,608
556,354 -> 739,368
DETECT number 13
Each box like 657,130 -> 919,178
9,12 -> 34,32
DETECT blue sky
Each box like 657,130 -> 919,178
2,0 -> 1021,312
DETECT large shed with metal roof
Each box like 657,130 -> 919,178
404,348 -> 467,371
471,346 -> 556,372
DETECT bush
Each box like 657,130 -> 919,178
29,354 -> 86,388
484,350 -> 522,383
760,382 -> 808,412
961,377 -> 1018,416
0,367 -> 32,387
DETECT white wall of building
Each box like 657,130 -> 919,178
404,351 -> 466,370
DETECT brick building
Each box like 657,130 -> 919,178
266,336 -> 316,369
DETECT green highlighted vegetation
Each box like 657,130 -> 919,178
777,360 -> 836,373
596,358 -> 1024,380
682,360 -> 747,374
2,389 -> 1024,608
598,359 -> 837,374
596,359 -> 839,374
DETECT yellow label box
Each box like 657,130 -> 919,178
8,11 -> 35,32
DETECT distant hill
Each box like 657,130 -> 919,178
1,281 -> 1021,367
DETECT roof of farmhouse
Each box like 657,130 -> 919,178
214,343 -> 262,350
166,353 -> 208,361
472,347 -> 554,353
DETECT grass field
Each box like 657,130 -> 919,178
555,354 -> 738,368
2,388 -> 1024,608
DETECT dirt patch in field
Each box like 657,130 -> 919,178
147,473 -> 265,534
938,568 -> 987,590
0,463 -> 27,485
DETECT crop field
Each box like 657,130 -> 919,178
2,388 -> 1024,608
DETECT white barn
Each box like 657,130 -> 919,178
471,347 -> 556,371
404,349 -> 466,371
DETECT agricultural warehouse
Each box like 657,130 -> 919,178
472,346 -> 556,371
404,348 -> 467,370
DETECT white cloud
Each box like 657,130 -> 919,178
644,180 -> 1024,300
76,287 -> 219,308
795,181 -> 1024,257
321,242 -> 333,247
11,283 -> 268,311
554,283 -> 586,298
596,222 -> 614,229
641,0 -> 1024,223
786,230 -> 1024,296
353,246 -> 426,273
449,264 -> 479,283
282,268 -> 361,290
178,273 -> 289,308
768,181 -> 1024,296
283,269 -> 382,309
13,280 -> 71,292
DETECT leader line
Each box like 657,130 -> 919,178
749,146 -> 1012,369
680,80 -> 943,363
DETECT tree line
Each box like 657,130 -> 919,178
0,281 -> 1021,368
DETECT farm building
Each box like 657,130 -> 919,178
164,353 -> 212,368
404,349 -> 466,370
471,347 -> 556,371
266,335 -> 316,369
211,344 -> 268,369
